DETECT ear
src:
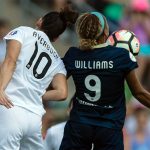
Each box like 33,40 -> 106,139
36,18 -> 43,29
51,37 -> 59,42
103,16 -> 109,40
104,25 -> 109,37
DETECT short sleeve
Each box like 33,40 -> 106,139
63,48 -> 72,77
122,51 -> 138,74
4,27 -> 25,44
53,59 -> 67,76
57,60 -> 67,76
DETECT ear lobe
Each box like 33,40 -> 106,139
36,18 -> 43,29
52,37 -> 59,42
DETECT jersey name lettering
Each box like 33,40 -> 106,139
33,31 -> 58,59
75,60 -> 114,69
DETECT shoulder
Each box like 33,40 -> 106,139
108,46 -> 133,58
64,47 -> 79,57
67,46 -> 79,53
4,26 -> 34,44
63,47 -> 78,63
9,26 -> 34,33
116,47 -> 137,62
8,26 -> 36,37
17,26 -> 35,31
108,45 -> 128,54
106,46 -> 137,64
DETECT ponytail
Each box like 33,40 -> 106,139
41,2 -> 78,41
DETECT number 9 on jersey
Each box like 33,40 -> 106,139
84,75 -> 101,102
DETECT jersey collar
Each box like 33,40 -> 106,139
93,43 -> 108,49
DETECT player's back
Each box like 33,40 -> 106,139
63,44 -> 138,129
4,26 -> 66,116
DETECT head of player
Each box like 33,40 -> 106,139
36,2 -> 78,42
76,12 -> 109,50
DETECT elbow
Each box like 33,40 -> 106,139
5,58 -> 16,69
59,89 -> 68,101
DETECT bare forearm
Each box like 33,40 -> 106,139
126,70 -> 150,108
0,60 -> 16,90
42,74 -> 67,101
135,91 -> 150,108
42,90 -> 67,101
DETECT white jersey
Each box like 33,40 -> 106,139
4,26 -> 66,116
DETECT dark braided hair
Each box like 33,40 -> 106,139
41,2 -> 78,41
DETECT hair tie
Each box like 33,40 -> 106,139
90,12 -> 105,37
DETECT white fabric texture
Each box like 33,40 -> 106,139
4,26 -> 66,116
0,106 -> 44,150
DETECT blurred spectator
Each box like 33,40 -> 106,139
124,102 -> 137,135
125,99 -> 150,134
104,2 -> 124,25
122,2 -> 150,148
31,0 -> 73,11
124,99 -> 150,150
31,0 -> 54,9
86,0 -> 123,33
0,19 -> 10,63
53,0 -> 66,11
121,0 -> 150,53
86,0 -> 109,12
121,0 -> 150,92
127,107 -> 150,150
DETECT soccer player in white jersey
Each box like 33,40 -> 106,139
0,3 -> 78,150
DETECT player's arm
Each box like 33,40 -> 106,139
42,73 -> 68,101
126,70 -> 150,108
0,40 -> 21,108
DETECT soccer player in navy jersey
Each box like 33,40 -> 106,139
59,12 -> 150,150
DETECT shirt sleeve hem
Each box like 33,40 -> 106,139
4,37 -> 23,45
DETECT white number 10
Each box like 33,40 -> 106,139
84,75 -> 101,102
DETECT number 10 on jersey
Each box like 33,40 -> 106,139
26,42 -> 52,79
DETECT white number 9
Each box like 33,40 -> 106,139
84,75 -> 101,102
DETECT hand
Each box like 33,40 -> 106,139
0,90 -> 14,109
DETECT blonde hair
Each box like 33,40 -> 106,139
76,13 -> 108,50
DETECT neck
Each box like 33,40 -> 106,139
35,25 -> 43,31
93,42 -> 108,49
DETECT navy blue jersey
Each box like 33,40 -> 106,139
63,45 -> 138,130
